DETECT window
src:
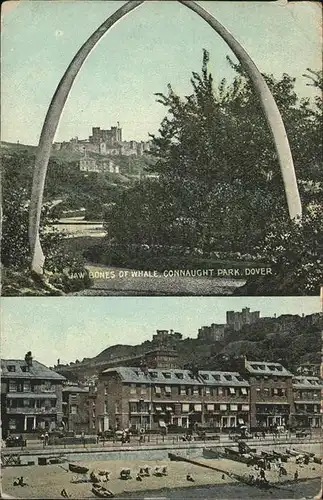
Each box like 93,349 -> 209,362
224,375 -> 232,381
242,404 -> 250,412
220,404 -> 227,411
9,381 -> 17,392
163,372 -> 172,379
205,387 -> 211,395
229,387 -> 235,395
194,404 -> 202,412
193,386 -> 199,395
155,386 -> 161,394
21,365 -> 29,373
207,404 -> 214,411
175,373 -> 184,379
201,374 -> 209,380
182,403 -> 190,412
51,399 -> 56,408
180,386 -> 186,396
129,402 -> 138,413
9,419 -> 17,430
8,365 -> 16,372
213,374 -> 220,381
230,405 -> 238,411
130,384 -> 136,395
273,388 -> 278,395
23,381 -> 31,392
150,372 -> 158,378
218,388 -> 223,396
165,386 -> 172,394
241,388 -> 247,395
140,384 -> 147,394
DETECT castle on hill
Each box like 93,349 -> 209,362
53,124 -> 152,158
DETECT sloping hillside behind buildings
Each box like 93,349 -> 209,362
54,313 -> 322,383
1,141 -> 155,220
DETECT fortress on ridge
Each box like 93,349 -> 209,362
53,124 -> 152,158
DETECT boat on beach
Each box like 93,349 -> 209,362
91,484 -> 114,498
68,463 -> 89,474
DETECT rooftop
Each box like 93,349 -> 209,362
1,359 -> 66,381
101,367 -> 249,386
292,376 -> 323,389
245,360 -> 292,377
62,385 -> 90,393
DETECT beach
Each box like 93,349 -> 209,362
2,454 -> 322,499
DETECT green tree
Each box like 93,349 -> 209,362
106,51 -> 322,263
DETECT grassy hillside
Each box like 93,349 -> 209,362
1,141 -> 155,218
55,313 -> 321,382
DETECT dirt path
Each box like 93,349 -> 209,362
71,263 -> 246,296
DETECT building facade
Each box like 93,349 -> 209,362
54,125 -> 151,158
62,385 -> 97,435
198,324 -> 225,342
226,308 -> 260,331
292,376 -> 322,428
79,155 -> 120,174
96,367 -> 250,433
223,358 -> 295,429
1,353 -> 65,437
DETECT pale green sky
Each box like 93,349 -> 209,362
1,296 -> 321,366
1,0 -> 322,144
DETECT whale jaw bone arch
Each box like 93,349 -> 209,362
29,0 -> 302,276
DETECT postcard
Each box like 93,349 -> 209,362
1,0 -> 322,297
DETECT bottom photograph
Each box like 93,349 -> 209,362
1,296 -> 322,500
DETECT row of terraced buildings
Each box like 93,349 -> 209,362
1,349 -> 322,437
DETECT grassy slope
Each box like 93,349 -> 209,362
56,314 -> 321,381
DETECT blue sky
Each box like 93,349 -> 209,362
1,296 -> 321,366
1,0 -> 322,144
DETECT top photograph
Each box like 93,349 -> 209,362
1,0 -> 322,297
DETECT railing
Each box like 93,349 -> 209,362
6,407 -> 57,414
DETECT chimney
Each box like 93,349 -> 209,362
25,351 -> 33,367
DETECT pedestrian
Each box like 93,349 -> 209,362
294,470 -> 299,481
44,431 -> 49,446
